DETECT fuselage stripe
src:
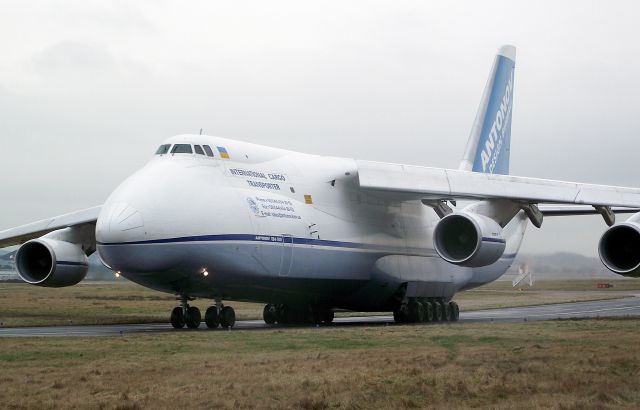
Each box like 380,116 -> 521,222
96,234 -> 518,260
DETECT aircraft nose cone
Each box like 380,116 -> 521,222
95,167 -> 184,274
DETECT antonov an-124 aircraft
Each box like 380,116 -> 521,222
2,45 -> 639,329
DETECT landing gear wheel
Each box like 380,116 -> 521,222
185,306 -> 201,329
275,304 -> 286,324
205,306 -> 220,328
284,307 -> 300,324
321,310 -> 334,324
170,306 -> 185,329
393,305 -> 408,324
442,302 -> 452,322
424,301 -> 434,322
220,306 -> 236,328
433,301 -> 443,322
408,300 -> 425,323
449,301 -> 460,321
263,304 -> 277,325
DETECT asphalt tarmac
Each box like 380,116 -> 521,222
1,295 -> 638,337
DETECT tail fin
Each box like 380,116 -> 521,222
459,45 -> 516,175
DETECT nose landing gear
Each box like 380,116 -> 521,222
170,296 -> 237,330
170,297 -> 202,329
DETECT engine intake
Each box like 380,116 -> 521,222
433,212 -> 506,267
598,221 -> 640,278
15,238 -> 89,287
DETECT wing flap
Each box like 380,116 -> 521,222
0,206 -> 101,248
539,205 -> 639,216
356,160 -> 640,208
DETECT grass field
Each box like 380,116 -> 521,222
0,318 -> 638,409
0,279 -> 638,327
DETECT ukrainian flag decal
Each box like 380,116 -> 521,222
217,146 -> 230,159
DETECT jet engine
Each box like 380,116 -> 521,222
433,212 -> 506,267
15,238 -> 89,287
598,214 -> 640,278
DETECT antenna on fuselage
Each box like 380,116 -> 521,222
199,128 -> 203,135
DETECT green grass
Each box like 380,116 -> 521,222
1,319 -> 639,409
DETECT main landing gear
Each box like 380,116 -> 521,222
262,303 -> 334,325
170,298 -> 236,329
204,301 -> 235,329
393,298 -> 459,324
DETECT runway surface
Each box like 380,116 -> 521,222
1,295 -> 639,337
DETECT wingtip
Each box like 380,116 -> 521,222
498,45 -> 516,62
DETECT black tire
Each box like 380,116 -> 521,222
393,306 -> 407,324
393,308 -> 403,323
321,310 -> 334,324
418,301 -> 427,323
275,304 -> 287,324
284,307 -> 299,324
309,310 -> 322,325
220,306 -> 236,328
170,306 -> 185,329
424,301 -> 434,322
449,301 -> 460,321
205,306 -> 220,328
442,302 -> 452,321
408,300 -> 424,323
185,306 -> 201,329
263,304 -> 277,325
433,302 -> 443,322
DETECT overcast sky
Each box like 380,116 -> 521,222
1,1 -> 639,256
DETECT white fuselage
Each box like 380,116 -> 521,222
96,135 -> 527,311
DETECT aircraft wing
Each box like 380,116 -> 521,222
0,206 -> 101,248
356,160 -> 640,208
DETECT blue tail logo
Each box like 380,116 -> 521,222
472,51 -> 515,175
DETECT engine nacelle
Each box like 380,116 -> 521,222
598,217 -> 640,278
433,212 -> 506,267
15,238 -> 89,287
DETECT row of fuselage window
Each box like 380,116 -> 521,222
155,144 -> 215,157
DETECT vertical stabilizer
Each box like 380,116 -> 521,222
459,45 -> 516,175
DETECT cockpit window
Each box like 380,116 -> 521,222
194,145 -> 205,155
171,144 -> 193,154
202,145 -> 214,157
155,144 -> 171,155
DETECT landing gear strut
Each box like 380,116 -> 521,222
393,298 -> 459,324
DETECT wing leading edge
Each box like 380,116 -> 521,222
0,206 -> 101,248
356,160 -> 640,208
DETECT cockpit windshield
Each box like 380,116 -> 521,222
155,144 -> 171,155
155,143 -> 214,157
171,144 -> 193,154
